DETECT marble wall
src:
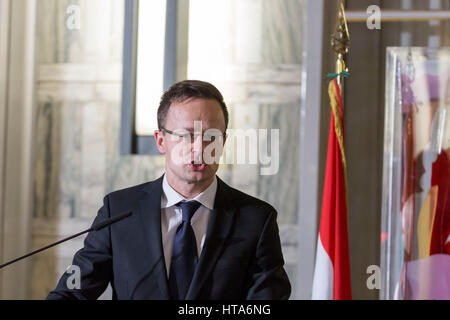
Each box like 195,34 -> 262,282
31,0 -> 305,299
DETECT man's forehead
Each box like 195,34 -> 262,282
166,99 -> 225,124
169,97 -> 220,108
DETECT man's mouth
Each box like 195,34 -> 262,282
189,162 -> 206,171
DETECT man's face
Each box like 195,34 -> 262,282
155,98 -> 226,187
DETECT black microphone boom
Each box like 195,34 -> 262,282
0,211 -> 132,270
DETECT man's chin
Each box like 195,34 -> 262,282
184,169 -> 208,182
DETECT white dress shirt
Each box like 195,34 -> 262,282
160,174 -> 217,276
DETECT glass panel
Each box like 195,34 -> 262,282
343,0 -> 449,299
382,47 -> 450,299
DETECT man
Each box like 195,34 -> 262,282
47,80 -> 291,300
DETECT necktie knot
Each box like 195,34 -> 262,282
177,200 -> 201,223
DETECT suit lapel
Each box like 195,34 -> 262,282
133,175 -> 170,299
186,177 -> 236,300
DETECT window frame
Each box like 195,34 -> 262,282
120,0 -> 178,155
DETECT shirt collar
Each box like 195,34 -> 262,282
161,174 -> 217,210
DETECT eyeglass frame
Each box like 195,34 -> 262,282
159,126 -> 227,143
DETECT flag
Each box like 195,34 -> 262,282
312,78 -> 352,300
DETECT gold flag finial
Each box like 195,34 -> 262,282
331,0 -> 350,57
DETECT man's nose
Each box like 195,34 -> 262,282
191,134 -> 203,163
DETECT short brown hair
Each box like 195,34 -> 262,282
157,80 -> 229,130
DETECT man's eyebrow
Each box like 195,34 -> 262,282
180,128 -> 210,132
171,128 -> 194,133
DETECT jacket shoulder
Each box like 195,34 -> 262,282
217,177 -> 276,213
105,176 -> 163,203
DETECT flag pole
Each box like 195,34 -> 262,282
311,0 -> 352,299
331,0 -> 350,210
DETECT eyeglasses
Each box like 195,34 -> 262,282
160,127 -> 226,144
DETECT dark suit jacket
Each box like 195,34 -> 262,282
46,175 -> 291,300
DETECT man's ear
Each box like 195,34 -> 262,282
154,130 -> 166,154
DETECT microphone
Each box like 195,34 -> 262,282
0,211 -> 132,270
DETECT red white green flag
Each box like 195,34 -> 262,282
312,78 -> 352,300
